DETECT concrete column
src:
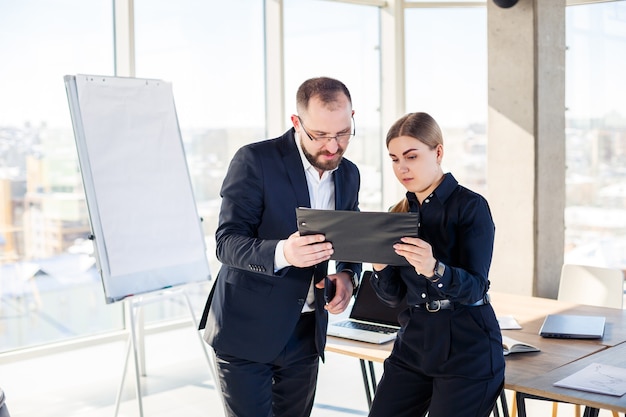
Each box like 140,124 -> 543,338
487,0 -> 565,297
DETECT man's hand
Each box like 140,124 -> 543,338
315,271 -> 353,314
283,231 -> 333,268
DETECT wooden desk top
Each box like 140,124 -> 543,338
325,291 -> 626,389
490,292 -> 626,347
515,342 -> 626,412
325,334 -> 393,363
492,292 -> 626,386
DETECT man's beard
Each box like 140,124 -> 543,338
301,140 -> 345,172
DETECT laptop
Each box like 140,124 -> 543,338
539,314 -> 606,339
327,271 -> 405,344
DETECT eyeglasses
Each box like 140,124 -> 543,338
297,116 -> 356,145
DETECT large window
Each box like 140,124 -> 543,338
0,1 -> 118,352
405,7 -> 488,196
284,0 -> 383,211
134,0 -> 266,322
6,0 -> 618,357
564,2 -> 626,271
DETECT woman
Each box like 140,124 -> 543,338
368,112 -> 505,417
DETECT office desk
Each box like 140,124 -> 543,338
493,292 -> 626,389
515,342 -> 626,416
491,292 -> 626,347
325,292 -> 626,414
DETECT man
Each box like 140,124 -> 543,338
199,77 -> 361,417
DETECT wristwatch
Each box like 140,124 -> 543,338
431,260 -> 446,282
341,269 -> 359,296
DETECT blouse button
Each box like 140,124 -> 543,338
425,199 -> 430,203
421,293 -> 426,298
437,283 -> 443,288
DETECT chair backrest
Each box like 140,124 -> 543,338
557,264 -> 624,309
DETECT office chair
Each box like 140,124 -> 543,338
557,264 -> 624,310
553,263 -> 623,417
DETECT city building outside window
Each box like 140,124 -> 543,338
564,1 -> 626,273
0,0 -> 120,352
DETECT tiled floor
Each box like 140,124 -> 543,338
0,325 -> 621,417
0,325 -> 373,417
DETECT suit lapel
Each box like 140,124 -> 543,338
333,164 -> 344,209
280,130 -> 311,209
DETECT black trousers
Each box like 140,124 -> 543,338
368,354 -> 504,417
368,305 -> 505,417
214,312 -> 319,417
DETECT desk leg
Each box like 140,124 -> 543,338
515,392 -> 527,417
492,390 -> 510,417
515,391 -> 603,417
359,359 -> 378,408
582,408 -> 599,417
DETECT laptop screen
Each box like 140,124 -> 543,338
349,271 -> 406,327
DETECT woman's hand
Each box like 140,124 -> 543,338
393,237 -> 437,277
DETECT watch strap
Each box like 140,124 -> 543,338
431,260 -> 446,283
341,269 -> 359,296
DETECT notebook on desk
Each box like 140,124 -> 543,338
327,271 -> 405,344
539,314 -> 606,339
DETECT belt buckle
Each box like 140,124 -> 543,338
426,300 -> 441,312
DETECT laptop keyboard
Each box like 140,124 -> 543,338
334,321 -> 396,334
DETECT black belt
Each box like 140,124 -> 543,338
414,294 -> 490,312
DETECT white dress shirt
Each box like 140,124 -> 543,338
274,133 -> 337,312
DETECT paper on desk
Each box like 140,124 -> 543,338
497,315 -> 522,330
554,363 -> 626,396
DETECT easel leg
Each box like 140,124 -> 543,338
137,306 -> 146,377
113,334 -> 132,417
112,288 -> 224,417
128,301 -> 145,416
182,290 -> 224,407
113,298 -> 144,417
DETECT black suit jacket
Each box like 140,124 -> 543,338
201,129 -> 361,363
